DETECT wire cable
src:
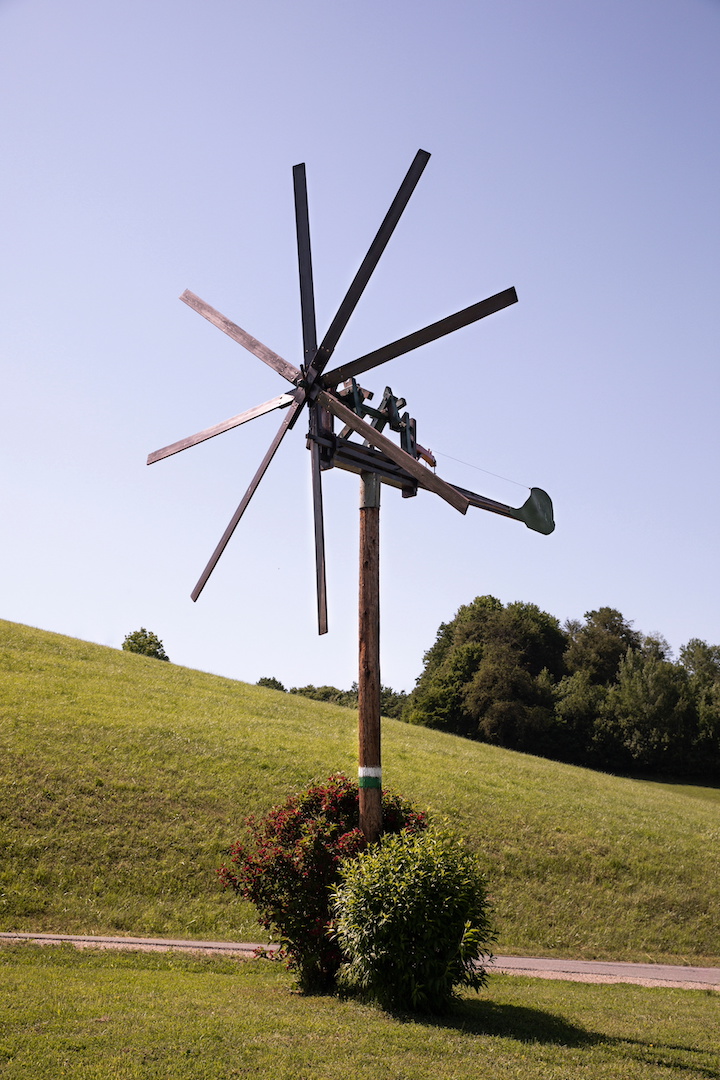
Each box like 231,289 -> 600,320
432,450 -> 529,490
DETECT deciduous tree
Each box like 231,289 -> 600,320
564,607 -> 640,686
121,628 -> 169,662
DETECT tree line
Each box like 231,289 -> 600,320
256,677 -> 408,719
260,597 -> 720,779
402,597 -> 719,779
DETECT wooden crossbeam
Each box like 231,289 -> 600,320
317,390 -> 469,514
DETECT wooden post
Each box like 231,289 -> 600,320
358,471 -> 382,842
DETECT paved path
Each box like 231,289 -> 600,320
3,932 -> 719,990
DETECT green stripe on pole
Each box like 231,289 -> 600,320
358,776 -> 382,789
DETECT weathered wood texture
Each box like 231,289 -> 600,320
321,287 -> 518,388
304,149 -> 431,379
293,164 -> 329,632
358,473 -> 382,842
317,390 -> 470,514
310,433 -> 328,635
292,163 -> 318,368
147,393 -> 296,465
180,290 -> 301,385
318,435 -> 418,493
190,397 -> 303,601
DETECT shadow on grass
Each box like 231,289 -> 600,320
391,997 -> 601,1046
422,1001 -> 720,1078
601,1034 -> 720,1080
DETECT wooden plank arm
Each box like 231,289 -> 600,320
321,287 -> 518,387
180,290 -> 301,385
304,150 -> 431,380
310,431 -> 329,635
191,395 -> 305,601
147,393 -> 298,464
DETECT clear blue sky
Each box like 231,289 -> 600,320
1,0 -> 718,691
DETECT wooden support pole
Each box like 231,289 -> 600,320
358,471 -> 382,842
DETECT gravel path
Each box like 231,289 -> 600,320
2,932 -> 719,990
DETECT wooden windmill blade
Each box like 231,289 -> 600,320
179,290 -> 301,385
293,163 -> 317,368
146,392 -> 298,465
190,396 -> 306,601
320,287 -> 518,389
288,149 -> 431,632
302,149 -> 431,382
146,297 -> 309,601
148,148 -> 549,634
293,163 -> 328,635
148,151 -> 433,609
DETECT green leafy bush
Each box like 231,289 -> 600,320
218,775 -> 426,993
256,676 -> 286,691
331,828 -> 495,1013
287,682 -> 408,717
121,628 -> 169,661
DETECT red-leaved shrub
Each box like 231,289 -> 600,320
218,774 -> 426,992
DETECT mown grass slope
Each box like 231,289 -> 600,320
1,619 -> 718,963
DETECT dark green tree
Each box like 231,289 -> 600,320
564,607 -> 640,686
403,596 -> 567,751
121,628 -> 169,661
693,682 -> 720,771
401,595 -> 720,777
379,684 -> 408,719
257,676 -> 286,691
679,638 -> 720,684
553,670 -> 609,766
463,641 -> 557,751
289,684 -> 357,707
403,642 -> 483,736
679,638 -> 720,771
598,649 -> 696,772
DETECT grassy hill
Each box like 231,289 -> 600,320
1,619 -> 718,964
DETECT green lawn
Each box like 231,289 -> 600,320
1,618 -> 719,963
0,945 -> 718,1080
